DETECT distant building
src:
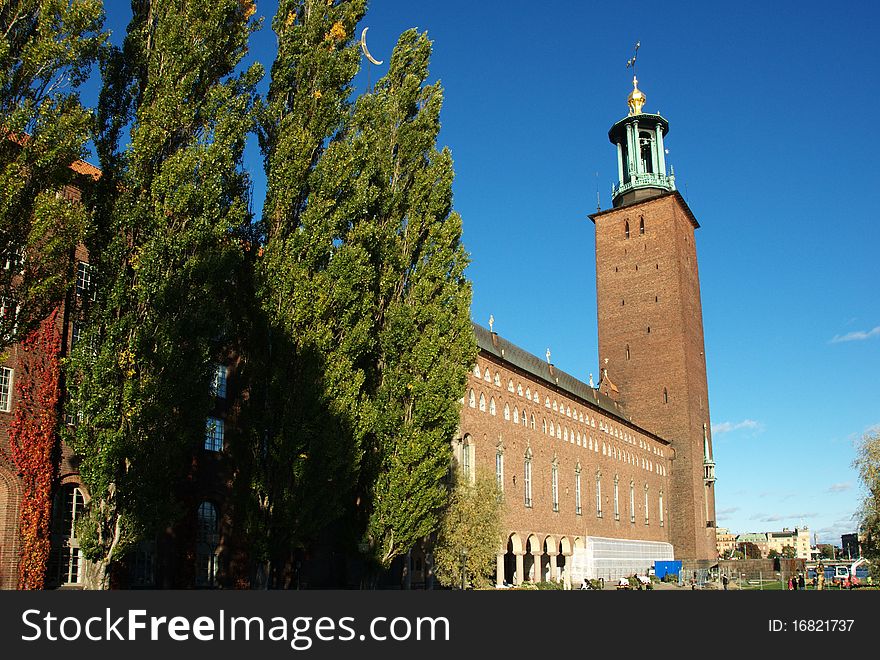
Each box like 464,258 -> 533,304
841,533 -> 861,559
767,527 -> 811,560
716,528 -> 736,557
736,533 -> 769,558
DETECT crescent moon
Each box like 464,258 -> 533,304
360,27 -> 383,65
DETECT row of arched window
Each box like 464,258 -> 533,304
464,437 -> 665,525
467,384 -> 666,465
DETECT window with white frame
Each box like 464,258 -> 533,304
196,501 -> 219,587
468,389 -> 475,408
504,403 -> 511,421
205,417 -> 224,452
478,393 -> 486,412
211,364 -> 227,399
551,462 -> 559,512
0,366 -> 12,412
489,397 -> 496,416
508,379 -> 514,392
76,261 -> 95,300
483,367 -> 491,382
49,485 -> 84,586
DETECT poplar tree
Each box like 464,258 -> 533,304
313,29 -> 476,569
855,428 -> 880,581
66,0 -> 261,588
254,0 -> 367,583
0,0 -> 104,348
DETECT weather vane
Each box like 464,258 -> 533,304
626,41 -> 640,77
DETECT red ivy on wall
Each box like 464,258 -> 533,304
8,309 -> 62,590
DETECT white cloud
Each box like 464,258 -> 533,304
830,326 -> 880,343
712,419 -> 762,435
716,507 -> 740,516
826,482 -> 852,494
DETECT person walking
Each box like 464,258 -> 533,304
722,574 -> 729,590
798,573 -> 805,590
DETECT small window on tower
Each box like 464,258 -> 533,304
639,217 -> 645,235
626,345 -> 630,360
624,221 -> 630,239
663,388 -> 668,404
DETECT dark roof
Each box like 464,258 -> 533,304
588,189 -> 700,229
472,322 -> 669,445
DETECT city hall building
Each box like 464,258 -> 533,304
455,76 -> 718,587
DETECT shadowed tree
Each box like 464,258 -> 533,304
855,428 -> 880,582
65,0 -> 261,588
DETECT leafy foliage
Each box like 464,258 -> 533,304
855,428 -> 880,580
433,473 -> 504,589
7,309 -> 61,589
253,0 -> 367,582
65,0 -> 261,585
0,0 -> 105,349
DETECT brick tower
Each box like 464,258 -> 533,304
589,75 -> 717,560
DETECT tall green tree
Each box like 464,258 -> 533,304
434,473 -> 505,589
254,0 -> 367,585
0,0 -> 104,348
323,29 -> 475,569
66,0 -> 261,588
854,428 -> 880,581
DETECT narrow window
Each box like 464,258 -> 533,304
596,473 -> 603,518
489,397 -> 496,416
530,414 -> 535,429
524,456 -> 533,507
504,403 -> 511,421
479,393 -> 486,412
462,436 -> 472,480
551,463 -> 559,512
0,366 -> 13,412
659,490 -> 664,526
630,481 -> 635,523
49,485 -> 84,586
205,417 -> 224,452
76,261 -> 95,300
473,364 -> 481,377
468,389 -> 476,408
624,221 -> 630,239
625,344 -> 630,360
211,364 -> 227,399
196,502 -> 219,587
663,387 -> 668,404
496,450 -> 504,491
639,217 -> 645,235
645,485 -> 650,525
613,476 -> 620,521
575,468 -> 582,515
483,367 -> 491,382
494,372 -> 501,387
508,379 -> 514,392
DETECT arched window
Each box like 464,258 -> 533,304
530,414 -> 535,429
473,364 -> 481,377
504,403 -> 511,421
525,387 -> 531,400
639,217 -> 645,235
566,406 -> 571,417
196,501 -> 219,588
508,379 -> 515,393
663,387 -> 668,404
577,431 -> 581,446
552,400 -> 558,412
468,389 -> 476,408
494,372 -> 501,387
511,405 -> 517,423
549,421 -> 555,437
489,397 -> 496,416
49,484 -> 85,586
517,384 -> 523,396
542,418 -> 547,434
520,408 -> 526,426
563,428 -> 568,442
479,393 -> 486,412
545,397 -> 550,409
625,220 -> 630,239
626,344 -> 630,360
483,367 -> 491,382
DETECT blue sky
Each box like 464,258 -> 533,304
91,1 -> 878,545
